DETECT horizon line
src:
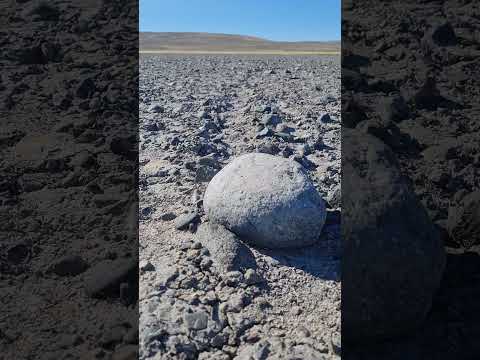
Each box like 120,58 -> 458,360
140,30 -> 340,43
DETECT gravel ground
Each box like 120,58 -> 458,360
139,54 -> 341,360
343,0 -> 480,358
1,1 -> 138,359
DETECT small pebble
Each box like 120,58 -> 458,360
140,260 -> 155,272
175,212 -> 199,230
161,212 -> 177,221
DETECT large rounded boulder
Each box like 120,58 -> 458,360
342,129 -> 445,342
203,153 -> 326,249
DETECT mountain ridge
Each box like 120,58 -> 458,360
140,32 -> 340,53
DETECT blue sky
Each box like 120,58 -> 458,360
140,0 -> 340,42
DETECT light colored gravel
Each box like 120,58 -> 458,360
139,54 -> 341,360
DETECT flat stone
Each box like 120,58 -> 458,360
142,159 -> 169,178
148,103 -> 164,113
161,212 -> 177,221
175,212 -> 199,230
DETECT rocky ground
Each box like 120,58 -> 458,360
139,54 -> 341,359
1,1 -> 138,359
343,0 -> 480,358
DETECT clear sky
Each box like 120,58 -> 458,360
140,0 -> 340,42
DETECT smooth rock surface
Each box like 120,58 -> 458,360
204,153 -> 326,248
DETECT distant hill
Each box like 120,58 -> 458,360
140,32 -> 340,54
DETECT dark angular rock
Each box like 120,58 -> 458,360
161,212 -> 177,221
16,46 -> 47,65
76,78 -> 96,99
319,113 -> 332,123
256,143 -> 280,155
143,123 -> 160,132
431,22 -> 457,47
413,77 -> 461,111
261,114 -> 282,127
7,244 -> 30,264
29,3 -> 59,21
49,255 -> 89,276
110,136 -> 137,160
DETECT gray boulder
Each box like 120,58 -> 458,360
196,222 -> 256,272
342,129 -> 445,342
203,153 -> 326,249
